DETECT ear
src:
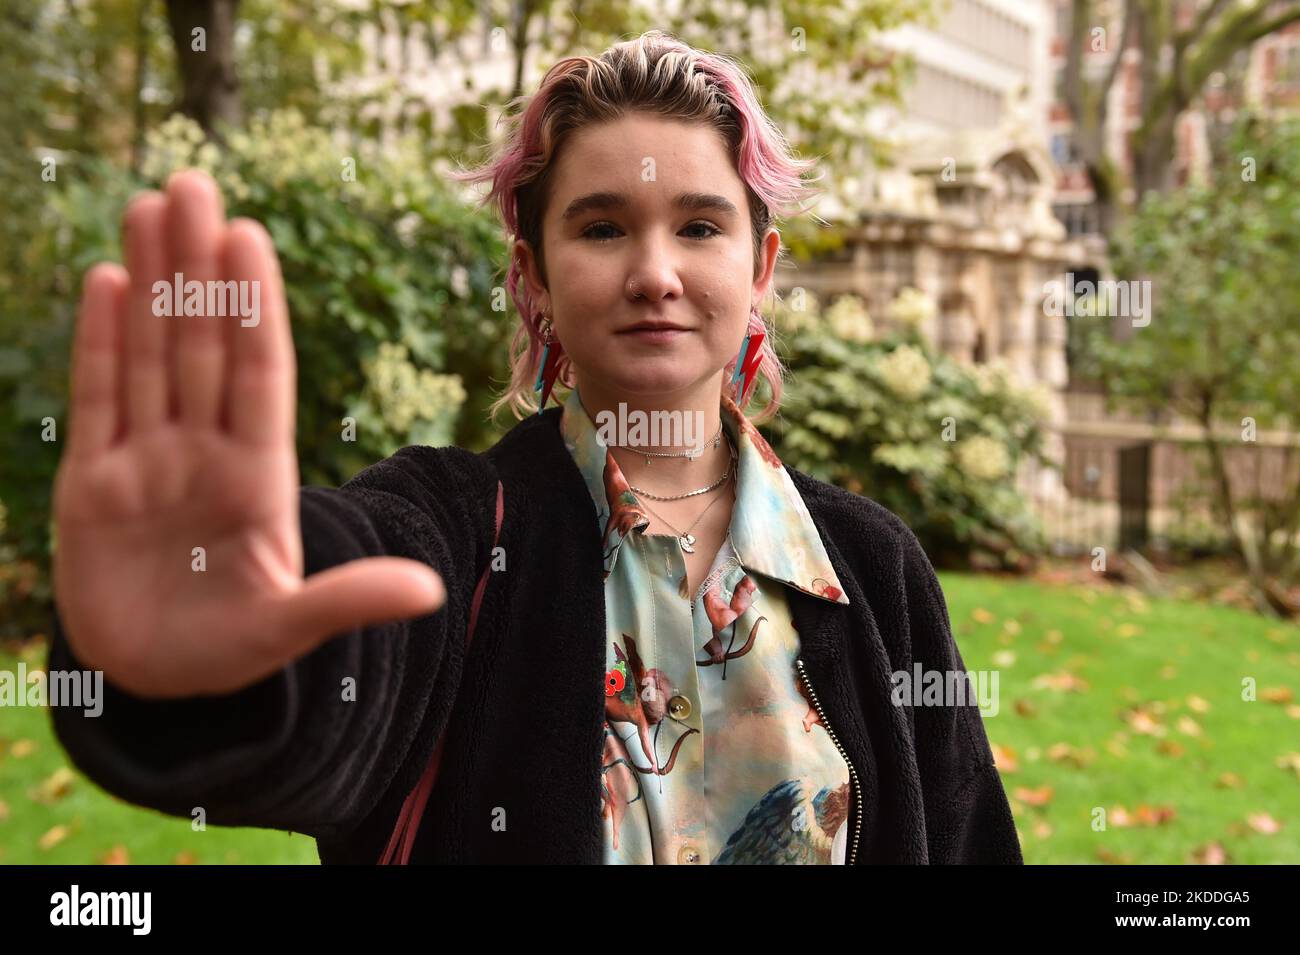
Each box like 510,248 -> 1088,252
513,238 -> 549,314
751,228 -> 780,305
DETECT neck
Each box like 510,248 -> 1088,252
574,374 -> 733,498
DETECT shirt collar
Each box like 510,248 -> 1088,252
559,386 -> 849,605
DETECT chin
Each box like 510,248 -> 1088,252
593,362 -> 712,398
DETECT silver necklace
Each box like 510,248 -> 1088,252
636,472 -> 732,554
626,436 -> 736,502
611,424 -> 722,463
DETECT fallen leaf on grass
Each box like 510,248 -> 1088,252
10,739 -> 35,758
1134,804 -> 1177,826
1124,707 -> 1166,736
1186,695 -> 1211,713
1032,670 -> 1090,692
1156,739 -> 1185,757
1261,686 -> 1293,704
971,608 -> 995,625
1246,812 -> 1283,834
1176,715 -> 1202,737
174,851 -> 197,865
1096,847 -> 1133,864
1107,803 -> 1176,827
1275,753 -> 1300,780
990,743 -> 1019,772
1014,698 -> 1038,717
1215,772 -> 1245,789
1046,742 -> 1096,767
1191,842 -> 1229,865
1014,785 -> 1054,806
100,845 -> 129,865
39,825 -> 68,851
29,767 -> 75,805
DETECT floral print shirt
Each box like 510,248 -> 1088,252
559,386 -> 855,864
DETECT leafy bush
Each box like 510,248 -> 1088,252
0,109 -> 514,636
765,289 -> 1053,571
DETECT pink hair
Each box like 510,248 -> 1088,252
449,30 -> 824,424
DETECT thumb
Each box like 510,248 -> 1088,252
272,557 -> 446,656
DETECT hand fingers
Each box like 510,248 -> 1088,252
270,559 -> 446,658
220,218 -> 295,446
66,263 -> 129,459
121,190 -> 171,433
165,169 -> 228,429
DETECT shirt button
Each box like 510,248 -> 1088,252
677,844 -> 703,864
668,694 -> 692,720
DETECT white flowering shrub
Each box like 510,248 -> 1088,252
767,288 -> 1051,571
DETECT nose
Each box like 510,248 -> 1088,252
624,232 -> 685,304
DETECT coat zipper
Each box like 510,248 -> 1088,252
795,657 -> 862,866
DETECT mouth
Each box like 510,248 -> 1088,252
617,322 -> 693,343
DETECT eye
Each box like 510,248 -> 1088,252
682,221 -> 723,240
581,221 -> 621,242
579,221 -> 724,241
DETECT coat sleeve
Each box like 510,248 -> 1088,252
46,444 -> 497,842
896,522 -> 1024,864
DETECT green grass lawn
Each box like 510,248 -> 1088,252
0,639 -> 318,865
940,572 -> 1300,864
1,573 -> 1296,864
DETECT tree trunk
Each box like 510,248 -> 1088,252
165,0 -> 242,141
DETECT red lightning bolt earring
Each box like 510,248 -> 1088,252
534,311 -> 563,414
728,325 -> 765,407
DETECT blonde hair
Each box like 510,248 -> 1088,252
450,30 -> 823,425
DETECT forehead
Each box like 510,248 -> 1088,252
549,113 -> 743,206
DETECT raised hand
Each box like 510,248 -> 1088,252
51,168 -> 447,699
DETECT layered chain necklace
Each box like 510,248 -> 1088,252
623,434 -> 737,554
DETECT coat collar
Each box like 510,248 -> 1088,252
554,387 -> 849,605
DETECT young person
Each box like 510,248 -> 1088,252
47,30 -> 1021,864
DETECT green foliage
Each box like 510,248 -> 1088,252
765,290 -> 1054,570
0,110 -> 513,636
1072,114 -> 1300,582
1078,114 -> 1300,428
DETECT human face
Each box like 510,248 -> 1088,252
515,113 -> 779,408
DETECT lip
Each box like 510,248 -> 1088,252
617,327 -> 692,343
618,322 -> 691,333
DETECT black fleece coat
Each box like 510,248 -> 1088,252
47,405 -> 1023,864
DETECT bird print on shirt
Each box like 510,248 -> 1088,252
713,777 -> 852,864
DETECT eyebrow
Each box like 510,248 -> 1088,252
560,191 -> 740,221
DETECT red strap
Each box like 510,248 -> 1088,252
379,479 -> 505,864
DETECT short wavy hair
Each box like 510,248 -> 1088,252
450,29 -> 823,425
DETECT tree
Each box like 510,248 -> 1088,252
1075,115 -> 1300,614
1063,0 -> 1300,227
358,0 -> 934,242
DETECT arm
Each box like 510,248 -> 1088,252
47,444 -> 497,842
896,524 -> 1024,864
